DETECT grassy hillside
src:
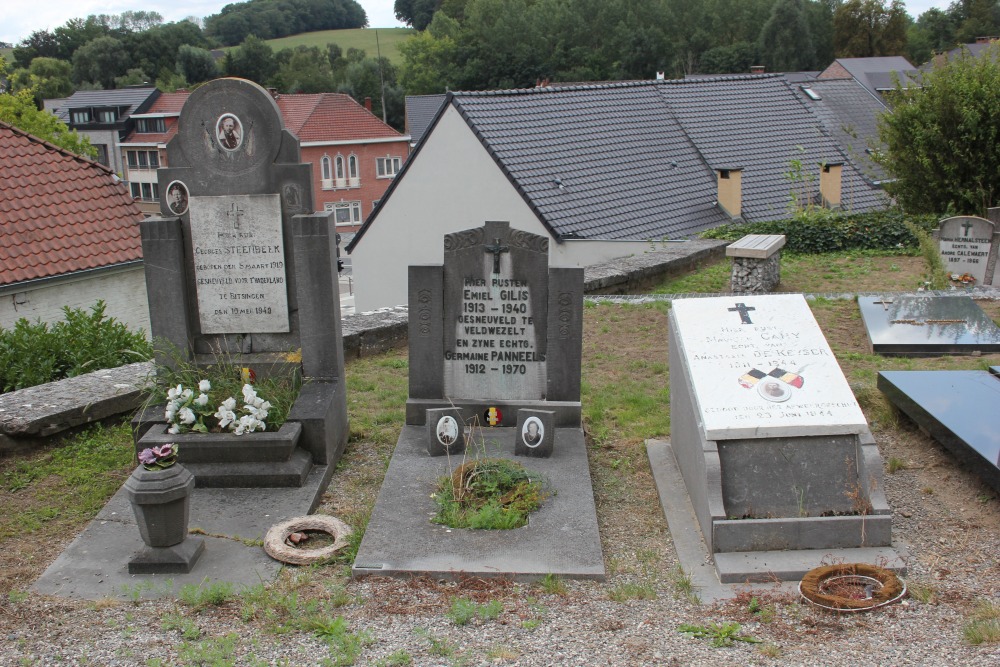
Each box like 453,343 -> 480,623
261,27 -> 416,64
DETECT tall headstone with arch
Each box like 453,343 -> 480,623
136,78 -> 348,497
933,213 -> 1000,286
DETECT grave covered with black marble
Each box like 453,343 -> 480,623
352,221 -> 603,581
858,295 -> 1000,356
878,369 -> 1000,493
135,78 -> 348,495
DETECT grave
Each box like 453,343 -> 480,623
353,221 -> 604,581
33,79 -> 349,597
933,214 -> 999,286
655,294 -> 900,583
858,295 -> 1000,356
878,369 -> 1000,493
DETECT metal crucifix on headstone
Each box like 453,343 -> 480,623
226,202 -> 246,230
484,237 -> 509,274
961,220 -> 974,237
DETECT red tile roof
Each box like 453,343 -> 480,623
275,93 -> 404,143
123,92 -> 190,145
147,92 -> 189,114
0,122 -> 144,287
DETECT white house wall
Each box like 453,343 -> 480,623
350,105 -> 550,312
0,266 -> 151,336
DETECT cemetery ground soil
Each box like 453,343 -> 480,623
2,302 -> 1000,665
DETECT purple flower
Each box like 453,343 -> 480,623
138,448 -> 157,465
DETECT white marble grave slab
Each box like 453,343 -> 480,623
189,194 -> 290,334
671,294 -> 867,440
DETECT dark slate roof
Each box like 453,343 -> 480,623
656,75 -> 887,219
796,78 -> 889,183
405,94 -> 447,145
349,77 -> 888,251
56,87 -> 159,124
921,41 -> 999,70
827,57 -> 919,97
451,83 -> 728,240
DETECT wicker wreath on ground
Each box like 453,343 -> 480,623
263,515 -> 352,566
799,563 -> 906,612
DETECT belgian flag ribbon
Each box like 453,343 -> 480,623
768,367 -> 804,388
484,407 -> 503,426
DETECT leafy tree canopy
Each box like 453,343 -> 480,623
0,65 -> 97,159
877,43 -> 1000,216
205,0 -> 368,46
833,0 -> 908,58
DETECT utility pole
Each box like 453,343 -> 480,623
375,29 -> 387,124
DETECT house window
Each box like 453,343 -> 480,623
130,182 -> 159,201
126,150 -> 159,170
376,156 -> 402,178
324,201 -> 362,226
130,182 -> 141,199
348,154 -> 358,179
97,108 -> 118,123
94,144 -> 109,167
136,118 -> 166,133
335,155 -> 345,179
71,110 -> 91,124
321,155 -> 332,180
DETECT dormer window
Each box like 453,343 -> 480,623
136,118 -> 166,133
97,108 -> 118,123
71,110 -> 91,124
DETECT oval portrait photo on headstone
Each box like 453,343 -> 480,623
436,415 -> 459,447
165,180 -> 189,215
216,113 -> 244,151
758,379 -> 792,403
521,417 -> 543,448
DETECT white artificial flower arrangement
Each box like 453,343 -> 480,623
164,380 -> 271,435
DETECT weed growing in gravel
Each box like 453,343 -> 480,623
608,582 -> 657,602
886,457 -> 908,474
179,580 -> 236,610
486,644 -> 519,660
759,642 -> 782,658
447,597 -> 503,625
414,628 -> 456,657
307,615 -> 372,665
177,633 -> 239,666
522,618 -> 542,630
963,600 -> 1000,645
7,590 -> 28,603
670,565 -> 700,604
375,649 -> 413,666
163,612 -> 202,640
908,582 -> 938,604
538,573 -> 567,595
678,621 -> 762,647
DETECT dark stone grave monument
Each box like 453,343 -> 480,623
33,79 -> 349,597
878,370 -> 1000,493
933,214 -> 999,286
651,294 -> 903,583
858,295 -> 1000,356
353,221 -> 604,581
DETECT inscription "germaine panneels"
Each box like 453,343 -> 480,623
446,277 -> 544,368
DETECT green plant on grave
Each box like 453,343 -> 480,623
678,621 -> 762,647
446,597 -> 503,625
145,342 -> 300,434
431,457 -> 547,530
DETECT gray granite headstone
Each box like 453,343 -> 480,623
858,295 -> 1000,356
934,215 -> 998,286
406,221 -> 583,427
137,78 -> 348,489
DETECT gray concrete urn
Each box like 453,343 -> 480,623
124,463 -> 195,547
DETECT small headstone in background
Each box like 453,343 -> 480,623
933,215 -> 998,286
514,409 -> 554,458
426,407 -> 466,456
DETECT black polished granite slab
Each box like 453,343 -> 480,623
878,370 -> 1000,492
858,296 -> 1000,356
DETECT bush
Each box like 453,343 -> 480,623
0,301 -> 152,393
700,209 -> 941,254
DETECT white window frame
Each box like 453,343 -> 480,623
376,156 -> 402,178
324,200 -> 362,226
334,155 -> 346,188
347,154 -> 359,187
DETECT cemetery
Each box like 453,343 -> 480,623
2,79 -> 1000,664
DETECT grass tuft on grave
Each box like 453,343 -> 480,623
432,458 -> 547,530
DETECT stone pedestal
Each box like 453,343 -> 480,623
123,464 -> 204,574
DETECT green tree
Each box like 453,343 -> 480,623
224,35 -> 278,84
758,0 -> 816,71
10,58 -> 75,101
399,13 -> 461,93
699,41 -> 760,73
338,56 -> 405,127
877,42 -> 1000,215
0,85 -> 97,158
907,8 -> 958,65
72,36 -> 130,88
833,0 -> 909,57
272,46 -> 337,92
176,45 -> 220,84
395,0 -> 441,30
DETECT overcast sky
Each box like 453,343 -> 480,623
1,0 -> 952,49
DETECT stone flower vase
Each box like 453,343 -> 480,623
123,464 -> 204,573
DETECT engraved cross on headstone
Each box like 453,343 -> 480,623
962,220 -> 974,237
484,237 -> 509,275
728,302 -> 756,324
227,202 -> 246,230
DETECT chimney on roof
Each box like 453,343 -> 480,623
820,162 -> 844,210
716,168 -> 743,220
364,97 -> 372,112
750,65 -> 765,74
656,72 -> 665,80
267,87 -> 279,99
975,36 -> 996,43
